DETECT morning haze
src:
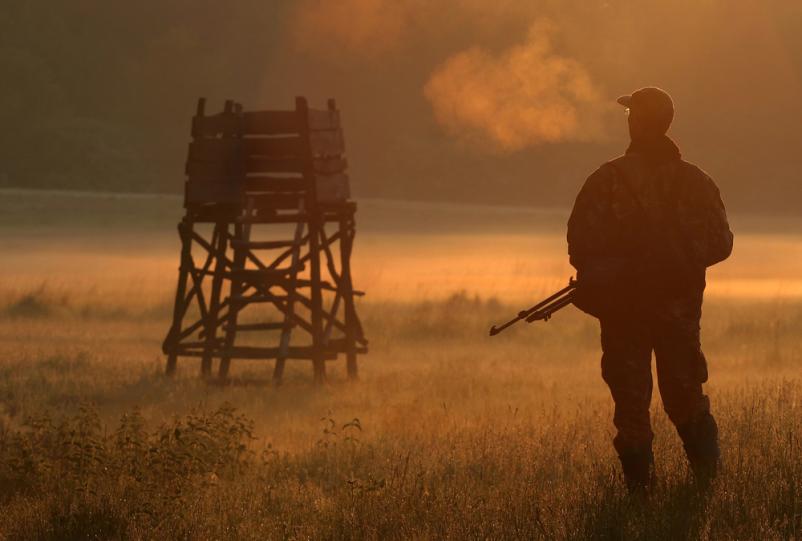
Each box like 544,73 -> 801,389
2,2 -> 802,538
3,0 -> 801,212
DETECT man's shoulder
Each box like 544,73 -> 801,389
606,155 -> 714,184
676,160 -> 721,198
606,154 -> 630,168
585,155 -> 625,183
603,154 -> 643,177
583,155 -> 716,195
677,159 -> 712,181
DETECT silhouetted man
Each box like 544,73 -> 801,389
567,87 -> 733,492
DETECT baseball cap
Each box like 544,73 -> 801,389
617,87 -> 674,127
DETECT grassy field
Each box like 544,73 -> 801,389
0,190 -> 801,540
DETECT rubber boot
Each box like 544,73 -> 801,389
618,447 -> 655,495
678,412 -> 720,486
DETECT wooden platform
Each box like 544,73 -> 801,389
162,97 -> 367,383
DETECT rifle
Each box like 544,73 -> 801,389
488,278 -> 577,336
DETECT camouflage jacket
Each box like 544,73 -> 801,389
567,136 -> 733,302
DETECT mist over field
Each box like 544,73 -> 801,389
2,190 -> 801,304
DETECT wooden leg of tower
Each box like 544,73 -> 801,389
309,217 -> 326,384
219,221 -> 249,381
340,216 -> 358,380
165,220 -> 194,376
274,204 -> 306,386
201,223 -> 227,378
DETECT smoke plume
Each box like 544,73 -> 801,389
423,21 -> 606,151
290,3 -> 608,151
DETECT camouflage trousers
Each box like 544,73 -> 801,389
599,292 -> 712,456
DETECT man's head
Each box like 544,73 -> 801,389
617,87 -> 674,141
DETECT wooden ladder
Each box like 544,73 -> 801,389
217,196 -> 307,382
273,200 -> 306,384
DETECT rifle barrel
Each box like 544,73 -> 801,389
488,279 -> 577,336
525,291 -> 576,322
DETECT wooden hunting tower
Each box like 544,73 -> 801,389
162,97 -> 367,383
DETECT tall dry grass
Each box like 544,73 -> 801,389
0,285 -> 800,540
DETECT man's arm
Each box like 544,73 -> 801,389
681,170 -> 734,268
568,164 -> 636,317
567,164 -> 639,293
567,165 -> 614,271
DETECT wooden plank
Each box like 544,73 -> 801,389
235,213 -> 309,224
316,174 -> 350,203
223,322 -> 294,332
245,157 -> 305,174
200,223 -> 229,377
245,175 -> 347,203
338,216 -> 359,379
188,137 -> 305,161
219,346 -> 339,361
187,139 -> 241,162
187,204 -> 243,222
241,111 -> 301,135
223,272 -> 362,296
163,222 -> 195,368
273,205 -> 307,385
298,230 -> 342,267
231,294 -> 289,304
242,137 -> 304,157
190,156 -> 344,176
320,201 -> 358,216
230,239 -> 298,250
318,227 -> 343,288
219,212 -> 254,380
246,176 -> 350,204
230,267 -> 303,280
245,156 -> 348,176
185,180 -> 242,206
323,293 -> 342,344
190,209 -> 352,225
246,193 -> 303,210
244,176 -> 309,192
309,129 -> 345,156
183,244 -> 216,326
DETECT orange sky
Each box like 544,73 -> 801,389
260,0 -> 802,211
